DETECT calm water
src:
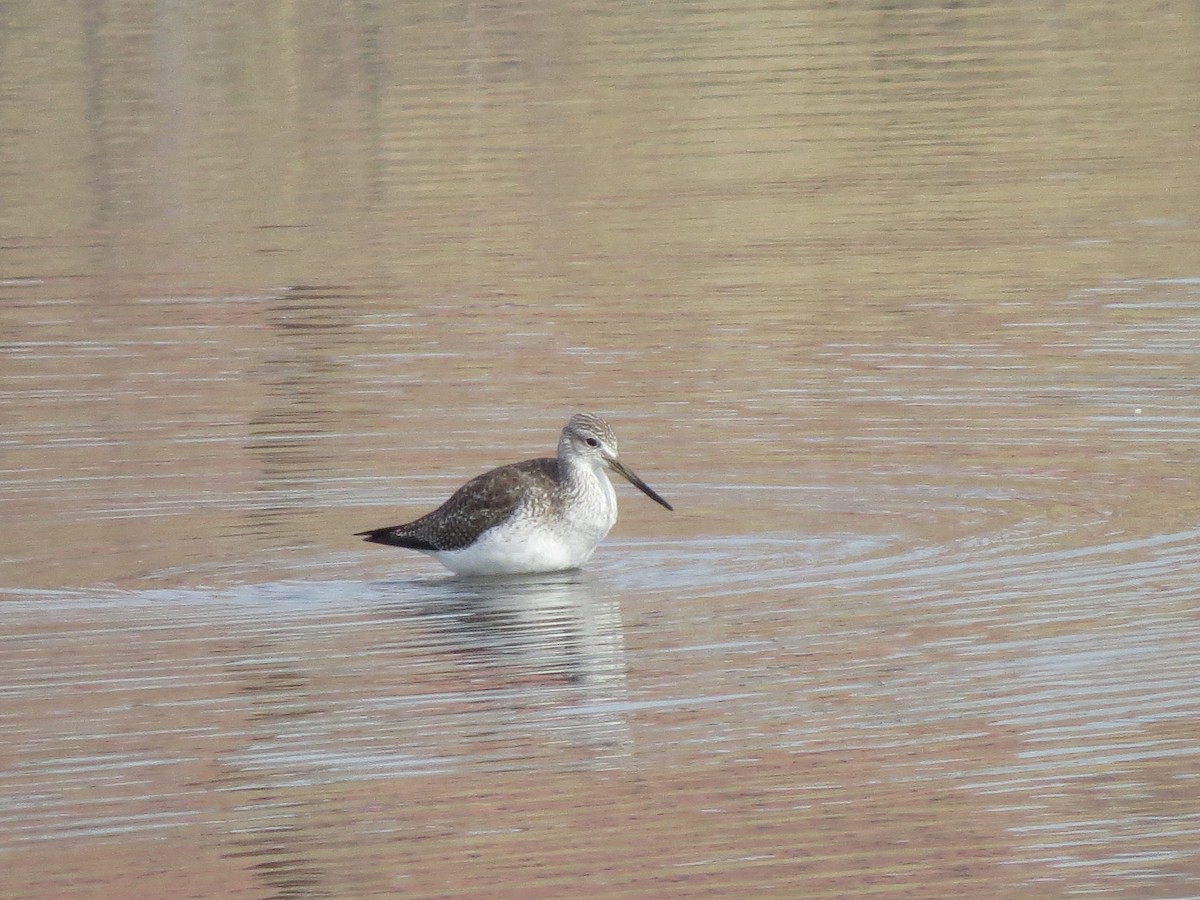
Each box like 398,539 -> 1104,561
3,1 -> 1200,897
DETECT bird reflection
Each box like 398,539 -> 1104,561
375,570 -> 627,688
372,569 -> 635,765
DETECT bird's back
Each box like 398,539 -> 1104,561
356,457 -> 561,552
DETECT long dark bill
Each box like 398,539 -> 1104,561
608,458 -> 674,511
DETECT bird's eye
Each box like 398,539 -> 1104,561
585,437 -> 600,448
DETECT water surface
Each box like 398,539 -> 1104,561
3,1 -> 1199,896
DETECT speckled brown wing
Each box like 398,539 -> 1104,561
356,457 -> 560,552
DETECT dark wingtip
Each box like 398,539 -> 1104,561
356,526 -> 438,552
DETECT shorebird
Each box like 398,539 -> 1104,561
356,413 -> 673,576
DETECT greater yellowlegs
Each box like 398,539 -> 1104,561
356,413 -> 674,576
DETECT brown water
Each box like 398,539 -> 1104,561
3,1 -> 1200,897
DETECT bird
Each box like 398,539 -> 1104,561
356,413 -> 673,576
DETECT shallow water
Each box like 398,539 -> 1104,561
3,1 -> 1200,897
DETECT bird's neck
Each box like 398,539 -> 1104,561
557,452 -> 605,494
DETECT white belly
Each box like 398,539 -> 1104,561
432,487 -> 618,576
430,524 -> 600,576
